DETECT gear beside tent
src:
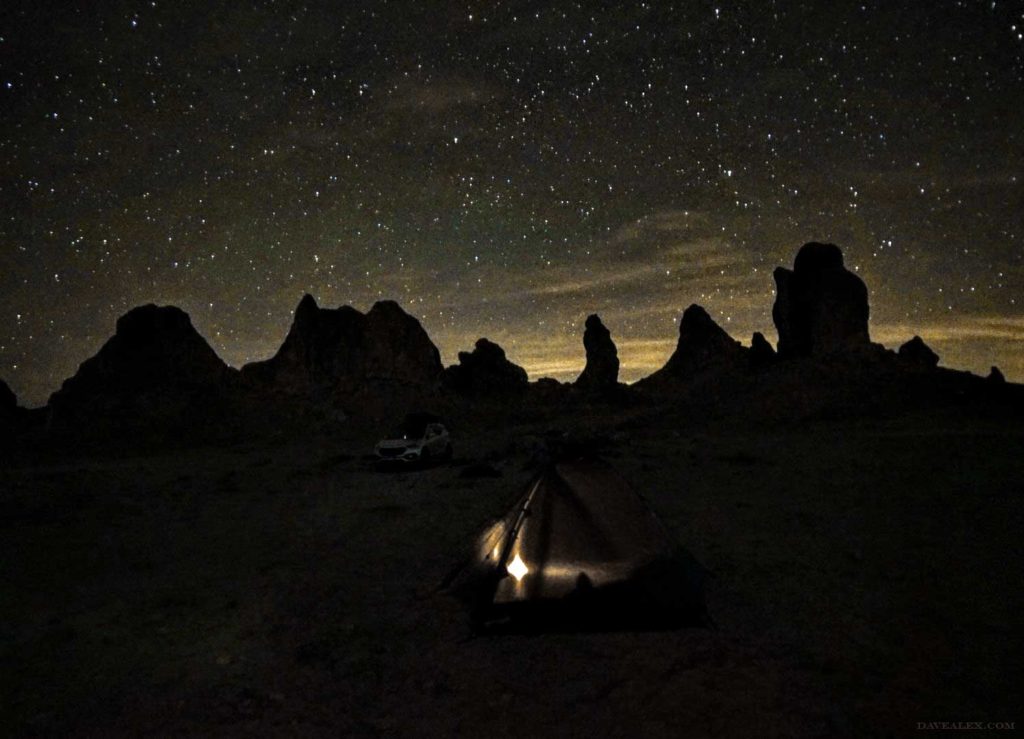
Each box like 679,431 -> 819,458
448,456 -> 707,631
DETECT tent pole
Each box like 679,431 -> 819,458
496,474 -> 544,573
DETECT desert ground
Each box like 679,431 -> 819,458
2,402 -> 1021,737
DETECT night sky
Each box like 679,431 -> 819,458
2,1 -> 1022,406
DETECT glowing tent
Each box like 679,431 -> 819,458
450,456 -> 706,631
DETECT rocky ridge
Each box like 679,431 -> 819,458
28,242 -> 1021,437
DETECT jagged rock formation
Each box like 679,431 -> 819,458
641,304 -> 747,386
575,314 -> 619,392
242,295 -> 442,398
47,305 -> 233,427
362,300 -> 443,387
898,336 -> 939,370
665,304 -> 746,374
444,338 -> 528,396
773,242 -> 870,358
988,366 -> 1006,384
749,332 -> 777,370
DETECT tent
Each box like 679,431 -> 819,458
449,456 -> 707,631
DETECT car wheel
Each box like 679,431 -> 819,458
442,443 -> 453,461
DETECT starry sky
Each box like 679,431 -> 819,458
2,1 -> 1022,406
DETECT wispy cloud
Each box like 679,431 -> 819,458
383,78 -> 500,113
611,208 -> 714,243
523,263 -> 670,297
872,316 -> 1024,345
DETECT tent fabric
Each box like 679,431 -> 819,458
452,457 -> 706,631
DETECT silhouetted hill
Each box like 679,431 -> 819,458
46,305 -> 235,432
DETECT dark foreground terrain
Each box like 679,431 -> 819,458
2,404 -> 1022,737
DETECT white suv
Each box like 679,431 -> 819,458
375,415 -> 452,465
